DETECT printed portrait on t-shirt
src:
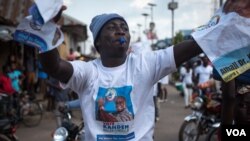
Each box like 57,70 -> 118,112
95,86 -> 134,122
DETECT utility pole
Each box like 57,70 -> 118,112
142,13 -> 149,33
137,23 -> 142,41
168,0 -> 178,43
147,3 -> 157,22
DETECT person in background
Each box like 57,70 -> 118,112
24,47 -> 37,94
195,56 -> 213,95
0,65 -> 16,95
8,63 -> 24,93
178,63 -> 187,97
0,65 -> 17,117
35,61 -> 48,99
181,62 -> 194,108
145,22 -> 158,47
46,76 -> 70,111
158,75 -> 169,103
196,56 -> 213,85
6,53 -> 23,71
193,58 -> 202,85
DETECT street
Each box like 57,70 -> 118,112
16,85 -> 203,141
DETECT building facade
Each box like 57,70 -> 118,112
0,0 -> 89,70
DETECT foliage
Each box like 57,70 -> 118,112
173,31 -> 184,45
170,31 -> 184,83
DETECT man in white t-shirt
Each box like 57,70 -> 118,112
193,59 -> 202,84
196,56 -> 213,85
195,56 -> 213,96
38,13 -> 202,141
181,62 -> 194,108
16,1 -> 245,140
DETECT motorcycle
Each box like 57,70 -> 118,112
0,117 -> 19,141
0,93 -> 19,141
178,85 -> 222,141
205,122 -> 221,141
52,105 -> 84,141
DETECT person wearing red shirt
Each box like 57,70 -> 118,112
0,65 -> 16,95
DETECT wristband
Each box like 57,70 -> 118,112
13,16 -> 64,53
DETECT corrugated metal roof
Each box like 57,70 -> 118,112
0,0 -> 87,26
0,0 -> 32,25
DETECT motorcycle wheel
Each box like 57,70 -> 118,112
75,129 -> 85,141
179,120 -> 200,141
205,128 -> 220,141
0,134 -> 11,141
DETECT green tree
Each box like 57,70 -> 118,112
171,31 -> 184,83
173,31 -> 183,45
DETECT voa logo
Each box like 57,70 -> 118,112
226,129 -> 246,136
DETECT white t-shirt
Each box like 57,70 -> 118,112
182,69 -> 193,85
62,47 -> 176,141
130,41 -> 157,97
179,66 -> 186,81
196,65 -> 213,84
194,65 -> 202,78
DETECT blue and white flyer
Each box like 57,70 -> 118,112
192,7 -> 250,82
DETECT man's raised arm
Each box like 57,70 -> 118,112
174,0 -> 250,69
173,39 -> 203,68
13,3 -> 73,83
39,48 -> 73,83
38,5 -> 73,83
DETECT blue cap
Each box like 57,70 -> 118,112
89,13 -> 127,50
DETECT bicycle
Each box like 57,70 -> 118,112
0,91 -> 43,127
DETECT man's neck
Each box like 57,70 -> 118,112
101,56 -> 127,67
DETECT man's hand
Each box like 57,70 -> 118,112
53,5 -> 67,23
223,0 -> 250,18
58,102 -> 68,113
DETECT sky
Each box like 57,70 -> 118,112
63,0 -> 221,54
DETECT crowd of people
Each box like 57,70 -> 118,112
0,51 -> 31,96
178,54 -> 216,109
